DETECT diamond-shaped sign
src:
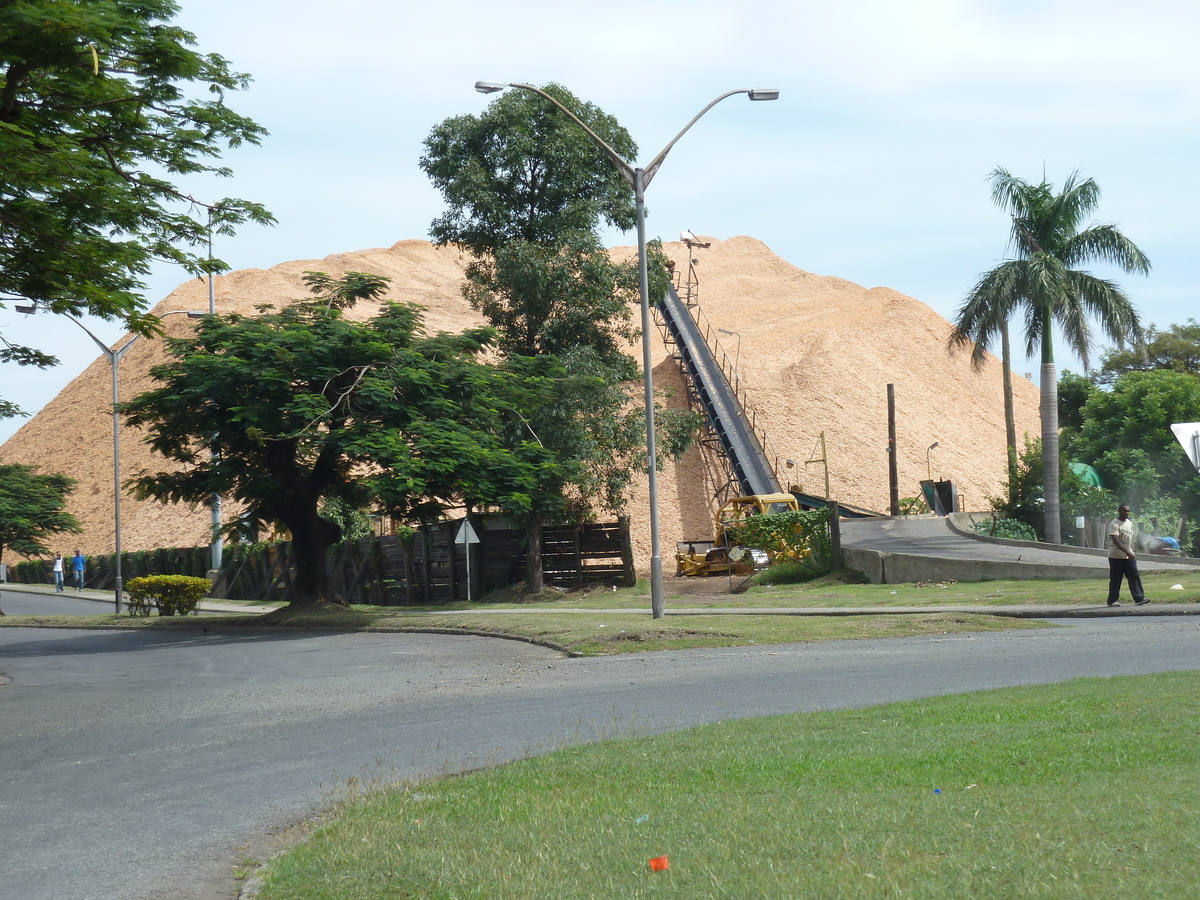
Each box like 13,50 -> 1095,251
1171,422 -> 1200,472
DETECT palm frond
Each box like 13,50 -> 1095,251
1064,224 -> 1152,274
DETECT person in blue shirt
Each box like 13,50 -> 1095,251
72,550 -> 86,591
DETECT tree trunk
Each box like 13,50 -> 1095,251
1001,322 -> 1018,502
527,511 -> 544,593
285,512 -> 342,607
1040,322 -> 1061,543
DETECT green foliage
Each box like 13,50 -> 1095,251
1096,318 -> 1200,384
987,436 -> 1118,541
749,557 -> 827,586
319,497 -> 372,544
0,463 -> 81,561
421,82 -> 636,252
899,495 -> 929,516
971,517 -> 1039,541
1072,370 -> 1200,503
1057,369 -> 1098,432
122,273 -> 546,606
461,240 -> 641,365
726,508 -> 833,576
1062,368 -> 1200,549
125,574 -> 210,616
0,0 -> 273,415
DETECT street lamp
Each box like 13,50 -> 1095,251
206,212 -> 223,575
927,441 -> 940,481
17,305 -> 203,612
474,81 -> 779,618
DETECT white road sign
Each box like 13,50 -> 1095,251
1171,422 -> 1200,472
455,519 -> 480,545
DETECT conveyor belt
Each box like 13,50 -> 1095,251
658,284 -> 781,496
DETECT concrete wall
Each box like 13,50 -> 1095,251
843,547 -> 1110,585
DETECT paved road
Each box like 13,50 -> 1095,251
4,616 -> 1200,900
0,588 -> 116,616
841,515 -> 1200,568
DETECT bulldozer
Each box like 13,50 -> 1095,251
675,492 -> 800,576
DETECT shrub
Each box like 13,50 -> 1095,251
972,517 -> 1039,542
125,575 -> 211,617
727,508 -> 833,575
750,558 -> 824,586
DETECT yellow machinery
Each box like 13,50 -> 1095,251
675,492 -> 799,576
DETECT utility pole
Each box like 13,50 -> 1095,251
887,384 -> 899,516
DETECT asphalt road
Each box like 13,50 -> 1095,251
841,516 -> 1200,572
4,613 -> 1200,900
0,587 -> 114,616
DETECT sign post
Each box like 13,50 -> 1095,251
454,519 -> 481,601
1171,422 -> 1200,473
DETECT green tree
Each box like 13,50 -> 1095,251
1057,369 -> 1099,433
950,168 -> 1149,543
1095,319 -> 1200,384
0,462 -> 81,562
1071,369 -> 1200,511
986,436 -> 1115,543
0,0 -> 272,415
422,84 -> 636,251
421,84 -> 695,592
122,273 -> 553,608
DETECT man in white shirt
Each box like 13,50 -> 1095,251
1107,504 -> 1148,608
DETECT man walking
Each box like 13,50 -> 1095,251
72,549 -> 86,592
1108,504 -> 1148,608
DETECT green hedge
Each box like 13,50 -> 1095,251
125,575 -> 211,617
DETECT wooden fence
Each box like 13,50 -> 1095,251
219,515 -> 635,604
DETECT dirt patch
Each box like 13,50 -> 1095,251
596,627 -> 740,643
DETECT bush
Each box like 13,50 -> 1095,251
726,509 -> 832,566
125,575 -> 211,617
972,517 -> 1039,542
750,558 -> 825,586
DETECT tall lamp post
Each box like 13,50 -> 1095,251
926,441 -> 940,482
206,213 -> 223,576
16,305 -> 203,612
473,81 -> 779,618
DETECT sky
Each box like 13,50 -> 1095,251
3,0 -> 1199,445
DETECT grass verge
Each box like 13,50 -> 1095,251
250,671 -> 1200,899
0,607 -> 1047,655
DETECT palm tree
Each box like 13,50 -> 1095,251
950,168 -> 1149,543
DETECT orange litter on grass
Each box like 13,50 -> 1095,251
648,855 -> 669,871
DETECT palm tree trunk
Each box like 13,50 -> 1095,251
1001,322 -> 1017,502
1040,324 -> 1061,543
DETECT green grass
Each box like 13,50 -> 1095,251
366,611 -> 1045,655
0,606 -> 1047,655
251,671 -> 1200,899
451,571 -> 1200,610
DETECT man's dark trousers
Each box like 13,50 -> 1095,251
1108,557 -> 1145,604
